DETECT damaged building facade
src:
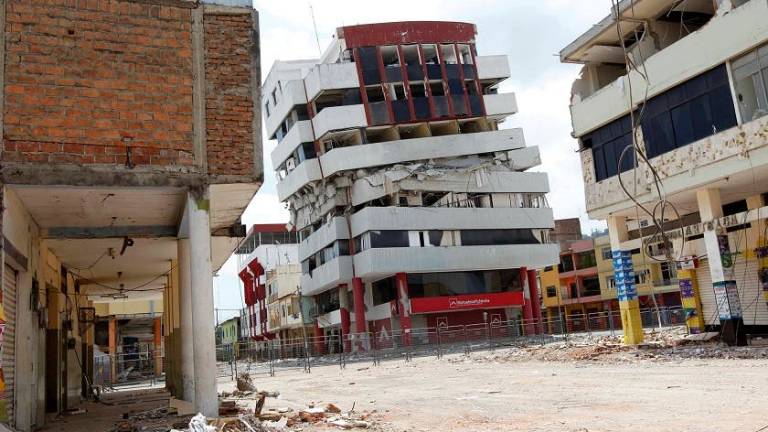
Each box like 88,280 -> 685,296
0,0 -> 261,428
235,224 -> 307,345
264,21 -> 558,350
561,0 -> 768,345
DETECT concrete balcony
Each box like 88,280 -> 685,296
353,244 -> 560,279
476,55 -> 511,81
298,216 -> 349,262
265,79 -> 308,139
304,62 -> 360,102
349,207 -> 555,237
300,256 -> 354,297
276,158 -> 322,201
270,120 -> 314,168
570,0 -> 768,136
312,104 -> 368,139
350,171 -> 551,207
484,93 -> 518,118
319,128 -> 528,178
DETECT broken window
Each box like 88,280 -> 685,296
297,142 -> 316,162
422,44 -> 439,64
358,46 -> 381,85
422,44 -> 442,80
372,277 -> 397,306
316,289 -> 340,314
732,42 -> 768,122
458,44 -> 473,65
369,230 -> 409,248
381,46 -> 400,67
381,45 -> 402,82
440,44 -> 458,64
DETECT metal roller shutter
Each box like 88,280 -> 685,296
2,265 -> 16,425
696,257 -> 768,326
696,260 -> 716,325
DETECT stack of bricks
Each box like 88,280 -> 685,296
204,12 -> 256,177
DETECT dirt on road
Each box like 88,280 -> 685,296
221,332 -> 768,432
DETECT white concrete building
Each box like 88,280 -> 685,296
264,21 -> 558,351
561,0 -> 768,344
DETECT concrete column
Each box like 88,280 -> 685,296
352,277 -> 367,351
527,269 -> 542,333
678,268 -> 705,333
187,189 -> 218,417
108,318 -> 117,382
520,267 -> 534,335
178,238 -> 195,402
313,320 -> 325,355
607,215 -> 644,344
338,285 -> 351,353
696,188 -> 746,345
153,317 -> 163,377
395,273 -> 412,346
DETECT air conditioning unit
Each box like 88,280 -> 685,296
286,158 -> 295,171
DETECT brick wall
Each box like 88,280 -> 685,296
204,12 -> 256,177
3,0 -> 195,167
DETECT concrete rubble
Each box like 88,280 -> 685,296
448,328 -> 768,364
108,374 -> 376,432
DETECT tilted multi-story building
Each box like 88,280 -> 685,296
264,21 -> 559,351
561,0 -> 768,345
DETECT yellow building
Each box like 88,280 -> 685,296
541,235 -> 684,333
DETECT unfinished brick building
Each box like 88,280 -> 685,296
0,0 -> 260,429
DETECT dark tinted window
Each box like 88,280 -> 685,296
372,277 -> 398,305
370,230 -> 410,248
641,64 -> 736,158
460,229 -> 539,246
408,269 -> 522,298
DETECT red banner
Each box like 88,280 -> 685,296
410,292 -> 524,314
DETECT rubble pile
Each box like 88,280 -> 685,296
109,406 -> 194,432
450,328 -> 768,364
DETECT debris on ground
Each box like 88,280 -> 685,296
110,405 -> 196,432
447,327 -> 768,364
237,373 -> 257,392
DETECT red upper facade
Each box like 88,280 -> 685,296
339,21 -> 477,48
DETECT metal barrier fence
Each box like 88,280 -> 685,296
216,307 -> 687,379
93,348 -> 165,390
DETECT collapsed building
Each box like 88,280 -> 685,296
560,0 -> 768,345
0,0 -> 261,428
263,21 -> 559,350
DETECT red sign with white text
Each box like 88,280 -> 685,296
409,292 -> 524,314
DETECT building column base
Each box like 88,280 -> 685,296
678,269 -> 705,334
720,318 -> 748,346
619,299 -> 644,345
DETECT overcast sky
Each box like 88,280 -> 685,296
213,0 -> 612,321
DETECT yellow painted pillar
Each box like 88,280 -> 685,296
678,268 -> 705,333
608,216 -> 644,345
